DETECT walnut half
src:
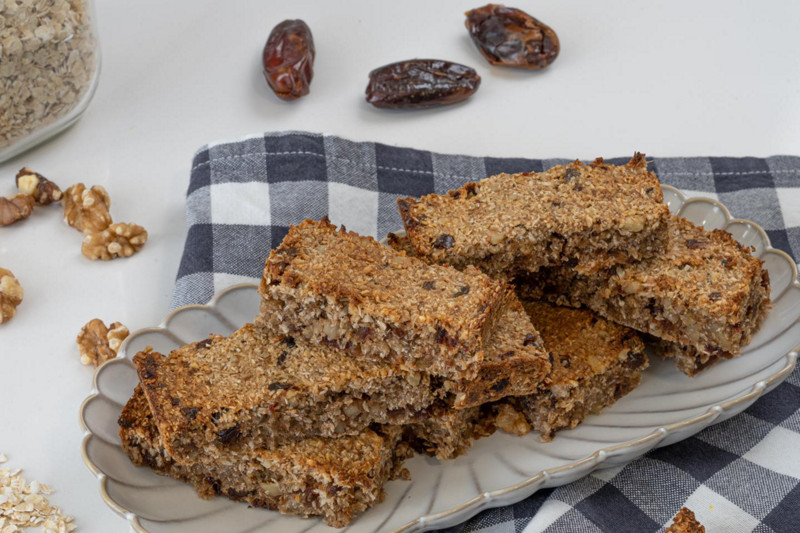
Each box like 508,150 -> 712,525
63,183 -> 112,233
0,268 -> 24,324
0,194 -> 35,226
16,167 -> 63,205
77,319 -> 130,367
81,222 -> 148,260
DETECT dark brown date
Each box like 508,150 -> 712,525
465,4 -> 559,70
365,59 -> 481,109
262,19 -> 315,100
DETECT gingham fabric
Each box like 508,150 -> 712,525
174,131 -> 800,532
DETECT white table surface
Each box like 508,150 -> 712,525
1,1 -> 799,531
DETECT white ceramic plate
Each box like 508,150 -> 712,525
80,185 -> 800,533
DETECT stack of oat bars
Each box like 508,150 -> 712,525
118,154 -> 771,526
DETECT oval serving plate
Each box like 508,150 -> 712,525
80,185 -> 800,533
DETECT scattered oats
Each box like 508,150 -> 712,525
0,453 -> 75,531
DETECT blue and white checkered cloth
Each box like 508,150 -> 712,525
174,131 -> 800,532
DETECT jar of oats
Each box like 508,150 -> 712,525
0,0 -> 100,163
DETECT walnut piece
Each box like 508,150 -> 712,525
16,167 -> 63,205
63,183 -> 111,233
0,268 -> 24,324
77,318 -> 129,367
81,222 -> 148,260
494,403 -> 531,436
0,194 -> 34,226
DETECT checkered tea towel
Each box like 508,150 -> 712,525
174,131 -> 800,533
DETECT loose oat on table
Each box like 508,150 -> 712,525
15,167 -> 62,205
0,452 -> 76,532
76,318 -> 129,367
62,183 -> 111,233
0,194 -> 34,226
0,268 -> 23,324
0,0 -> 97,153
81,222 -> 147,260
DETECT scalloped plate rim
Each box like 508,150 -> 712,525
79,184 -> 800,533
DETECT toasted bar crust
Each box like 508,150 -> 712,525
119,386 -> 409,528
518,216 -> 771,374
258,218 -> 514,378
398,154 -> 669,277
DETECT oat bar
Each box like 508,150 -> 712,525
135,310 -> 548,463
257,217 -> 515,379
119,387 -> 409,528
518,216 -> 771,375
134,323 -> 436,463
397,154 -> 669,277
510,300 -> 648,440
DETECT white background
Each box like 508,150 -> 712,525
1,1 -> 799,531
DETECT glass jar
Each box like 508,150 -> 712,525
0,0 -> 100,163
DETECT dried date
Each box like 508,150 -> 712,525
465,4 -> 559,70
366,59 -> 481,109
262,19 -> 315,100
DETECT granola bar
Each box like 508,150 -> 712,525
134,323 -> 436,463
135,309 -> 548,463
397,154 -> 669,277
518,216 -> 771,375
257,217 -> 516,379
510,300 -> 648,440
119,386 -> 410,528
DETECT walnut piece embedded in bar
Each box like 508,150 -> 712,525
397,154 -> 670,277
258,218 -> 514,379
119,387 -> 409,528
518,216 -> 771,375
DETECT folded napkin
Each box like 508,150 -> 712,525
175,131 -> 800,532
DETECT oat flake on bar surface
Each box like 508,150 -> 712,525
0,453 -> 76,532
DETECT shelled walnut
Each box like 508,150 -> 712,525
0,268 -> 24,324
494,403 -> 531,435
16,167 -> 63,205
0,194 -> 34,226
81,222 -> 148,260
77,318 -> 130,367
63,182 -> 111,233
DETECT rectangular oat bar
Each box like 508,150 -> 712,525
517,216 -> 771,375
397,154 -> 669,278
404,302 -> 648,449
508,300 -> 649,440
257,217 -> 515,379
119,386 -> 409,528
135,309 -> 548,463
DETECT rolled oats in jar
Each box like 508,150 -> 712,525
0,0 -> 99,162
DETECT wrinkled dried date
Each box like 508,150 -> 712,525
366,59 -> 481,109
262,19 -> 315,100
465,4 -> 559,70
